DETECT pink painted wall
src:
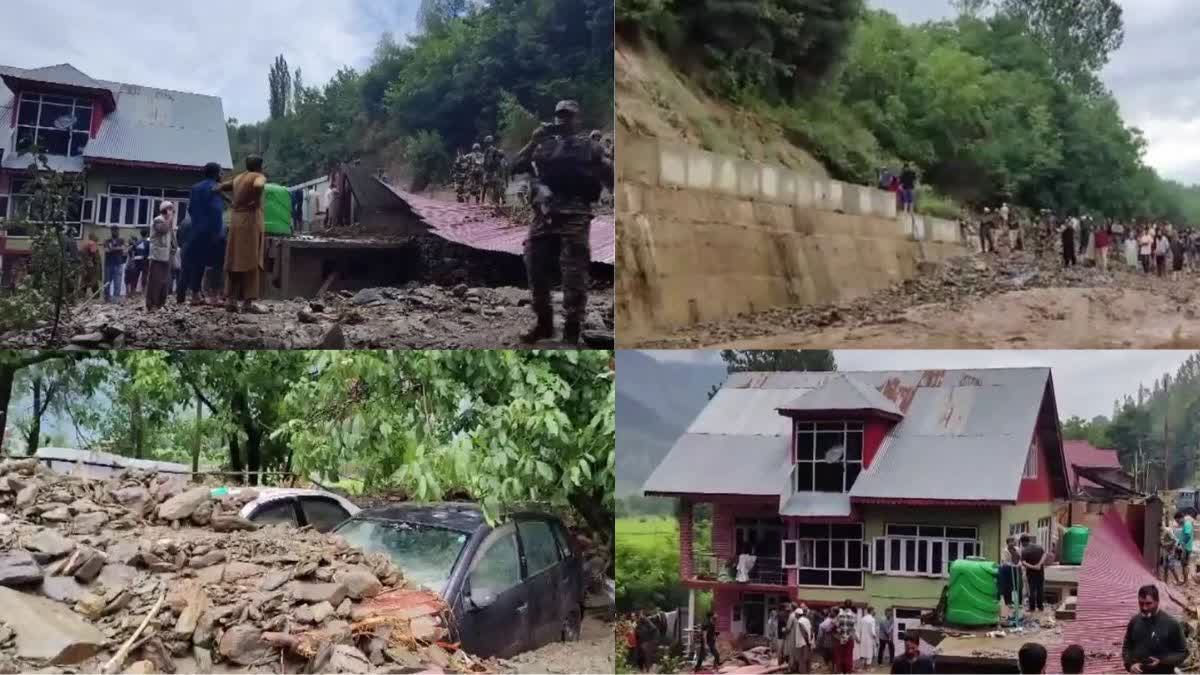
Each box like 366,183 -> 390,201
1017,432 -> 1055,503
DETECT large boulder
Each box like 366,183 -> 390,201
0,551 -> 43,587
286,581 -> 348,607
25,529 -> 75,559
157,487 -> 211,521
335,566 -> 382,600
0,587 -> 104,664
218,624 -> 270,666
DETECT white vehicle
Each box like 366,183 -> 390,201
227,487 -> 361,533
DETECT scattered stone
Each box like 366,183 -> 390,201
351,288 -> 386,306
0,587 -> 104,664
336,566 -> 382,599
105,541 -> 141,566
40,576 -> 87,604
193,646 -> 213,672
190,500 -> 213,526
14,483 -> 38,508
298,310 -> 321,324
123,660 -> 155,674
69,332 -> 105,346
157,487 -> 211,521
64,546 -> 107,583
286,581 -> 348,607
188,550 -> 226,569
174,586 -> 209,638
41,505 -> 71,522
73,511 -> 109,535
309,600 -> 335,623
336,597 -> 352,618
0,551 -> 43,587
94,563 -> 138,593
317,323 -> 347,349
74,592 -> 107,619
25,529 -> 76,558
260,570 -> 290,591
217,624 -> 270,666
221,561 -> 265,582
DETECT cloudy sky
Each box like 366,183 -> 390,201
870,0 -> 1200,184
0,0 -> 420,122
646,350 -> 1194,420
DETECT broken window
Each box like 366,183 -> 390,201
793,421 -> 864,493
781,523 -> 864,588
16,92 -> 93,157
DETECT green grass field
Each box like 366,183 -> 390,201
616,515 -> 679,553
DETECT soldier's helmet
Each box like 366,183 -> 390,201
484,135 -> 494,144
472,143 -> 481,151
590,130 -> 602,141
555,100 -> 581,116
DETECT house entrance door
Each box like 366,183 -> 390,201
739,593 -> 788,637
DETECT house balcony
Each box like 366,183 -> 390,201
687,553 -> 789,590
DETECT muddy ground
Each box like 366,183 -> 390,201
0,285 -> 615,350
632,252 -> 1200,349
508,614 -> 614,674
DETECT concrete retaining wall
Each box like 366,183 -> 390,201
618,135 -> 966,342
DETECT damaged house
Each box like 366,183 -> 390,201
0,63 -> 232,283
642,368 -> 1072,648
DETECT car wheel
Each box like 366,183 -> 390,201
561,607 -> 582,642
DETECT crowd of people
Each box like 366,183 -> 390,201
967,205 -> 1200,279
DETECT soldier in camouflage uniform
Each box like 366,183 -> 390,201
481,135 -> 507,207
465,143 -> 485,203
513,100 -> 614,345
452,150 -> 471,203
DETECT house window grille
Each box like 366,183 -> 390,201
793,421 -> 864,493
16,92 -> 93,157
782,523 -> 864,588
870,524 -> 981,577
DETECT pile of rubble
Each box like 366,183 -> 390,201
0,458 -> 497,674
642,250 -> 1196,347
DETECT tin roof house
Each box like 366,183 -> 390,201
643,368 -> 1072,646
0,63 -> 232,280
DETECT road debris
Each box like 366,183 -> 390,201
0,458 -> 501,673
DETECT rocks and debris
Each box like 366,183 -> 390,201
636,250 -> 1200,348
0,458 -> 501,673
1,284 -> 615,350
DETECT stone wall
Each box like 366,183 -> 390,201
618,134 -> 966,341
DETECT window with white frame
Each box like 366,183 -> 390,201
1036,517 -> 1052,551
793,421 -> 864,493
781,523 -> 864,588
871,524 -> 981,577
1009,521 -> 1029,537
96,185 -> 191,228
16,93 -> 93,157
3,177 -> 84,237
1023,442 -> 1038,479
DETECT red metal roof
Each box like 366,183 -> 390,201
1063,440 -> 1123,490
1050,510 -> 1182,674
395,190 -> 615,265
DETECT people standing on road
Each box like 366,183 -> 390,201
778,603 -> 793,665
858,605 -> 879,669
1122,584 -> 1187,673
80,233 -> 101,296
1095,223 -> 1111,272
817,610 -> 836,668
1160,525 -> 1182,583
890,631 -> 935,674
695,611 -> 720,670
1175,511 -> 1193,583
219,155 -> 269,314
1020,534 -> 1046,613
1172,233 -> 1186,281
980,208 -> 994,253
1017,642 -> 1047,674
145,202 -> 177,311
182,163 -> 226,306
1061,217 -> 1077,267
1139,228 -> 1154,273
878,608 -> 895,665
787,603 -> 813,673
512,99 -> 613,345
1124,230 -> 1139,270
767,606 -> 780,661
130,230 -> 150,294
900,163 -> 918,215
1155,230 -> 1170,278
833,600 -> 859,674
999,535 -> 1023,618
103,227 -> 126,303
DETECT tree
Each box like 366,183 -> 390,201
268,55 -> 292,120
996,0 -> 1124,91
293,68 -> 305,111
719,350 -> 837,372
951,0 -> 993,17
0,351 -> 91,445
417,0 -> 473,34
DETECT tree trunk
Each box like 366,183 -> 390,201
0,365 -> 14,445
245,425 -> 262,486
25,378 -> 43,456
192,392 -> 202,478
228,434 -> 244,483
567,488 -> 613,550
131,391 -> 144,459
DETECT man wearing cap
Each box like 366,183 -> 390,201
891,631 -> 935,674
512,99 -> 613,345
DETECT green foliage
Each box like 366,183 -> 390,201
996,0 -> 1123,91
616,515 -> 712,614
497,91 -> 539,155
268,55 -> 292,121
720,350 -> 837,372
233,1 -> 613,189
403,130 -> 451,192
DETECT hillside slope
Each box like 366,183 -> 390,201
616,36 -> 828,177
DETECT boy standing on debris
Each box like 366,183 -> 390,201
1122,585 -> 1187,673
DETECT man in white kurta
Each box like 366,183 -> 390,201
857,607 -> 879,667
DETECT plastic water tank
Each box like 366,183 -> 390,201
1060,526 -> 1090,565
946,557 -> 1000,626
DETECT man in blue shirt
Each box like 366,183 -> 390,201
182,162 -> 225,305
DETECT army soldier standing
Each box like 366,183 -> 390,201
466,143 -> 486,204
452,150 -> 471,203
512,100 -> 614,345
482,135 -> 507,206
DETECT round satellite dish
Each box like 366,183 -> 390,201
54,115 -> 76,131
825,445 -> 845,462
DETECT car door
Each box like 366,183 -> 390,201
550,518 -> 584,630
296,496 -> 352,533
515,517 -> 566,648
246,498 -> 300,527
457,522 -> 531,658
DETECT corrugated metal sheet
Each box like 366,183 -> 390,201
35,446 -> 195,477
394,188 -> 616,265
646,368 -> 1053,503
0,64 -> 232,171
1050,510 -> 1182,674
642,434 -> 788,496
778,373 -> 902,416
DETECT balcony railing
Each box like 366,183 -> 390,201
691,553 -> 787,586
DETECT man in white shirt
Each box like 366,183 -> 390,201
786,603 -> 813,673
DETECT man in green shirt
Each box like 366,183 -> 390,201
1174,511 -> 1193,582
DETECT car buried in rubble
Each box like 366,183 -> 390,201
330,502 -> 586,659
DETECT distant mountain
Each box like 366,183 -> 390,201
616,351 -> 727,496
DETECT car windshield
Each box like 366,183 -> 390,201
335,519 -> 468,594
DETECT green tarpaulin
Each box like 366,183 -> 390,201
264,183 -> 292,236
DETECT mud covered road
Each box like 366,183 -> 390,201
507,614 -> 615,674
0,285 -> 615,350
633,254 -> 1200,349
